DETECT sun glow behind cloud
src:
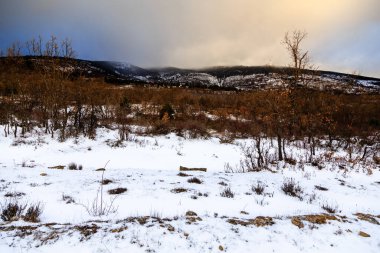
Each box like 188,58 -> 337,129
0,0 -> 379,76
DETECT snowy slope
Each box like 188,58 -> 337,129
0,128 -> 379,252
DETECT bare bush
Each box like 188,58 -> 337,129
62,194 -> 75,204
281,178 -> 303,200
84,188 -> 118,216
239,142 -> 261,172
84,161 -> 118,216
1,199 -> 26,221
252,182 -> 266,195
220,187 -> 235,198
285,157 -> 297,165
187,177 -> 202,184
219,131 -> 235,144
224,162 -> 238,173
237,139 -> 273,172
307,192 -> 317,204
321,202 -> 338,214
67,162 -> 78,170
23,202 -> 43,222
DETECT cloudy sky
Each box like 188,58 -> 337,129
0,0 -> 379,77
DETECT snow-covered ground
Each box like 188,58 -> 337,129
0,128 -> 379,252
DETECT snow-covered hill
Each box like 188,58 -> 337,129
91,62 -> 380,92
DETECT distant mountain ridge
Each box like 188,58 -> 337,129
99,61 -> 380,92
2,56 -> 380,92
90,60 -> 380,92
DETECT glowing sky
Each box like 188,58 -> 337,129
0,0 -> 379,77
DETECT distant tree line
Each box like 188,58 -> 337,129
0,35 -> 75,58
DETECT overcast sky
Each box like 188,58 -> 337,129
0,0 -> 379,77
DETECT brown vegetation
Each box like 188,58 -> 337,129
1,58 -> 379,143
0,36 -> 379,167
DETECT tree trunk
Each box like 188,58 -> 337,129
13,124 -> 17,138
277,135 -> 283,161
256,137 -> 263,168
311,137 -> 316,156
282,138 -> 287,160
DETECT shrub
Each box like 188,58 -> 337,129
68,162 -> 78,170
1,200 -> 26,221
174,121 -> 210,139
101,179 -> 113,185
159,103 -> 175,120
321,203 -> 338,214
119,96 -> 131,110
252,182 -> 265,195
177,172 -> 190,177
67,162 -> 82,170
150,122 -> 172,135
307,192 -> 317,204
238,143 -> 266,172
285,157 -> 297,165
62,194 -> 75,204
281,178 -> 303,199
218,181 -> 228,186
108,188 -> 127,195
187,177 -> 202,184
23,202 -> 43,222
219,131 -> 235,144
171,188 -> 188,193
220,187 -> 234,198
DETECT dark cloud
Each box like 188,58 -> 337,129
0,0 -> 379,77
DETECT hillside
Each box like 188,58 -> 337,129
1,56 -> 380,92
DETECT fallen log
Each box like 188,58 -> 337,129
179,166 -> 207,172
48,165 -> 65,170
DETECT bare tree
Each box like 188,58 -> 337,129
61,38 -> 76,58
25,40 -> 32,55
282,30 -> 310,85
37,35 -> 43,56
45,35 -> 59,57
7,41 -> 22,57
25,37 -> 43,56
